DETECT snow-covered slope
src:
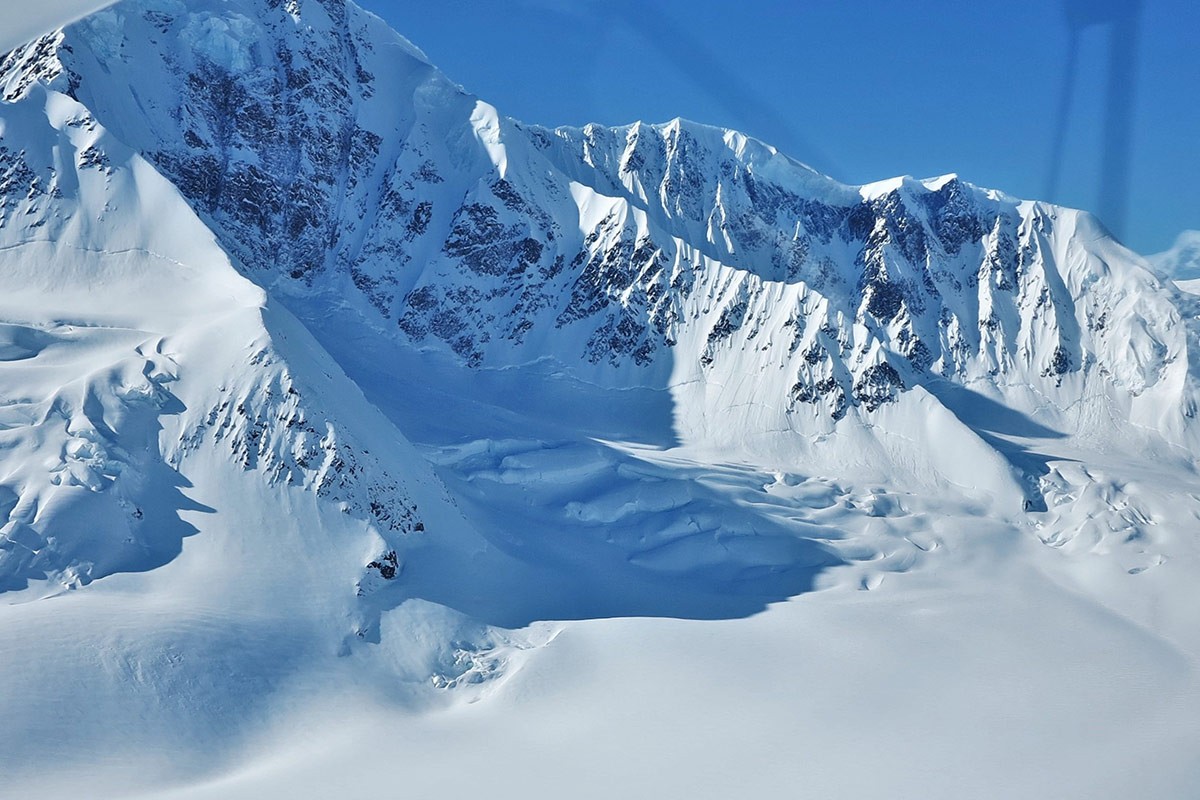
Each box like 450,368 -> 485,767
0,43 -> 563,790
1151,229 -> 1200,280
1,1 -> 1199,797
0,76 -> 455,595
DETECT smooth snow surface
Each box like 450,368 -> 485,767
0,2 -> 1198,798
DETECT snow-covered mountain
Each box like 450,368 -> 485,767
1,2 -> 1199,798
1151,229 -> 1200,280
6,0 -> 1193,495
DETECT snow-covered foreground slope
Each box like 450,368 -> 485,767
0,1 -> 1199,797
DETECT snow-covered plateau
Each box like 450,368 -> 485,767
0,1 -> 1197,797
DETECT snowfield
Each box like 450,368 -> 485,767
0,1 -> 1198,798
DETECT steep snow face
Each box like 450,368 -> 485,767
0,85 -> 265,591
1,0 -> 1189,505
0,79 -> 450,618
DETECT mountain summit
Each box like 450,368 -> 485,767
1,2 -> 1199,797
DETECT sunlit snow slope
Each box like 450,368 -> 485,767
1153,229 -> 1200,281
1,1 -> 1199,798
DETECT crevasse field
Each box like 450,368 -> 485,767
0,2 -> 1198,798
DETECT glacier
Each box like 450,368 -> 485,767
0,1 -> 1198,798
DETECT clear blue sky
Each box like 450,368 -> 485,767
356,0 -> 1197,255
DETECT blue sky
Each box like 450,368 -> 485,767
358,0 -> 1197,255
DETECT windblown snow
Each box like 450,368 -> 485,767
0,1 -> 1198,798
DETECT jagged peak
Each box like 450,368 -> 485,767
556,115 -> 840,196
